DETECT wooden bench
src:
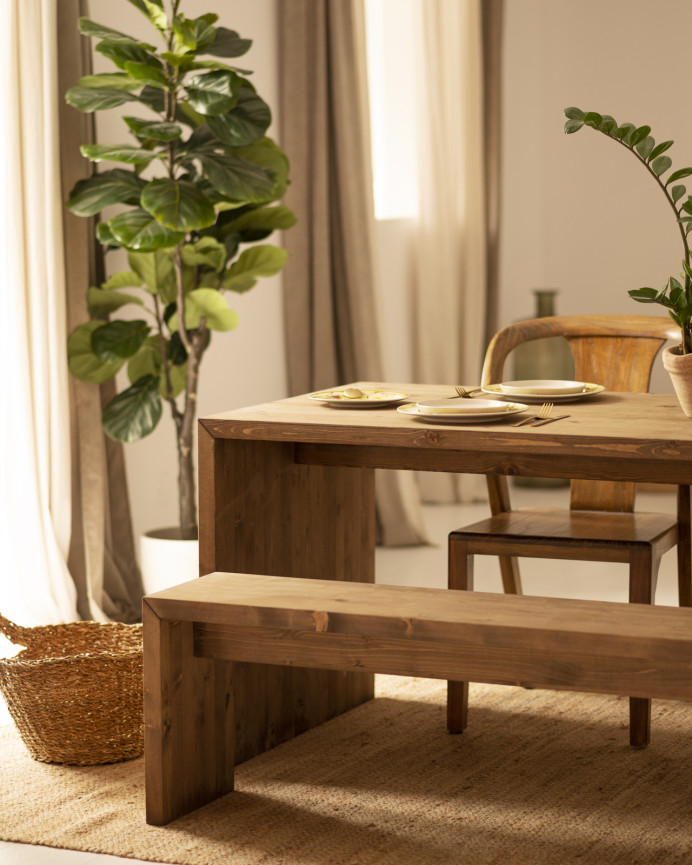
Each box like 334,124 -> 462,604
143,572 -> 692,825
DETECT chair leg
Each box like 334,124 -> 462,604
486,475 -> 523,595
677,485 -> 692,607
447,537 -> 474,734
628,546 -> 660,749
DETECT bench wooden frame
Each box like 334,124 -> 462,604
143,571 -> 692,826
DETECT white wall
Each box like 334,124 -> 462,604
88,0 -> 286,540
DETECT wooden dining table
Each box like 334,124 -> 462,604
197,382 -> 692,764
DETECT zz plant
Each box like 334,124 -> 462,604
65,0 -> 295,538
564,107 -> 692,353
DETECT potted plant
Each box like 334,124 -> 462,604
563,107 -> 692,414
65,0 -> 295,585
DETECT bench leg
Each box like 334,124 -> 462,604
447,539 -> 474,733
628,546 -> 659,749
143,602 -> 235,825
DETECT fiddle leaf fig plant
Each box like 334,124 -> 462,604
65,0 -> 295,539
564,107 -> 692,353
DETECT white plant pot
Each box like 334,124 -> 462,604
140,528 -> 199,595
662,344 -> 692,417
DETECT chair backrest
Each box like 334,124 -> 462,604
481,314 -> 679,512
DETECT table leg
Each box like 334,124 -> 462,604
198,429 -> 375,764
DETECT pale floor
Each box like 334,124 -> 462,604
0,485 -> 680,864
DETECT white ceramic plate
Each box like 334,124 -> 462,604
415,397 -> 516,414
308,388 -> 408,407
498,379 -> 586,395
397,402 -> 528,423
482,382 -> 605,404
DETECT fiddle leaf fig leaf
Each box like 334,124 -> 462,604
141,178 -> 216,231
204,27 -> 252,58
206,88 -> 271,147
222,244 -> 287,292
169,289 -> 239,331
186,70 -> 243,116
66,86 -> 141,112
67,321 -> 125,384
66,169 -> 145,216
102,270 -> 143,290
102,375 -> 163,442
87,287 -> 143,316
78,73 -> 142,91
108,208 -> 185,250
80,144 -> 159,165
91,319 -> 151,361
123,60 -> 168,87
198,153 -> 276,202
127,249 -> 177,302
77,17 -> 145,44
181,237 -> 226,271
123,117 -> 183,141
223,205 -> 297,240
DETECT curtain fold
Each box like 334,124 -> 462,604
58,0 -> 143,623
410,0 -> 502,504
278,0 -> 429,546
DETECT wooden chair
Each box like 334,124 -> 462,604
447,314 -> 691,748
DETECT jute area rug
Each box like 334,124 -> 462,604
2,675 -> 691,865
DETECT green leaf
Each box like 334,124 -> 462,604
91,319 -> 151,361
614,123 -> 635,142
141,178 -> 216,231
649,140 -> 674,160
667,167 -> 692,185
181,237 -> 226,271
682,259 -> 692,281
173,14 -> 217,52
198,153 -> 276,202
206,88 -> 271,147
630,125 -> 651,147
672,185 -> 687,204
95,221 -> 123,247
204,27 -> 252,58
123,61 -> 168,87
599,115 -> 617,135
78,73 -> 142,92
78,17 -> 154,47
87,287 -> 143,316
563,118 -> 584,134
681,200 -> 692,216
223,205 -> 297,242
628,287 -> 659,303
564,106 -> 585,120
143,0 -> 168,31
123,117 -> 182,141
583,111 -> 603,129
96,39 -> 162,71
66,86 -> 140,112
66,169 -> 145,216
233,137 -> 290,200
102,270 -> 143,290
185,70 -> 243,116
170,288 -> 240,331
102,375 -> 162,442
635,135 -> 655,161
67,321 -> 125,383
108,208 -> 185,250
222,244 -> 288,292
127,249 -> 177,301
651,155 -> 673,177
80,144 -> 158,165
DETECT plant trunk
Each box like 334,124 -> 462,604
176,328 -> 207,539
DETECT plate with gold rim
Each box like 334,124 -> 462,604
482,382 -> 605,403
397,402 -> 528,423
309,388 -> 409,407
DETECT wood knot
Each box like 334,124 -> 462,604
312,611 -> 329,632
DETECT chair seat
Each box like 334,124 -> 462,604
451,508 -> 678,559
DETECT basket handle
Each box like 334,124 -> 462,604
0,613 -> 33,647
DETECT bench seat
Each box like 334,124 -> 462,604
143,572 -> 692,825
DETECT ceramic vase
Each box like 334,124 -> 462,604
662,344 -> 692,417
140,528 -> 199,594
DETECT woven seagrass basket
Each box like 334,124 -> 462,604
0,613 -> 143,765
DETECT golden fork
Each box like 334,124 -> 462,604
512,402 -> 553,427
454,386 -> 482,398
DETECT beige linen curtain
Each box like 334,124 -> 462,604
412,0 -> 502,503
58,0 -> 143,622
278,0 -> 429,546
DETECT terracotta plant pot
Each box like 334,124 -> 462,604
662,344 -> 692,417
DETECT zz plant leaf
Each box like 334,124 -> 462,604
565,107 -> 692,353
